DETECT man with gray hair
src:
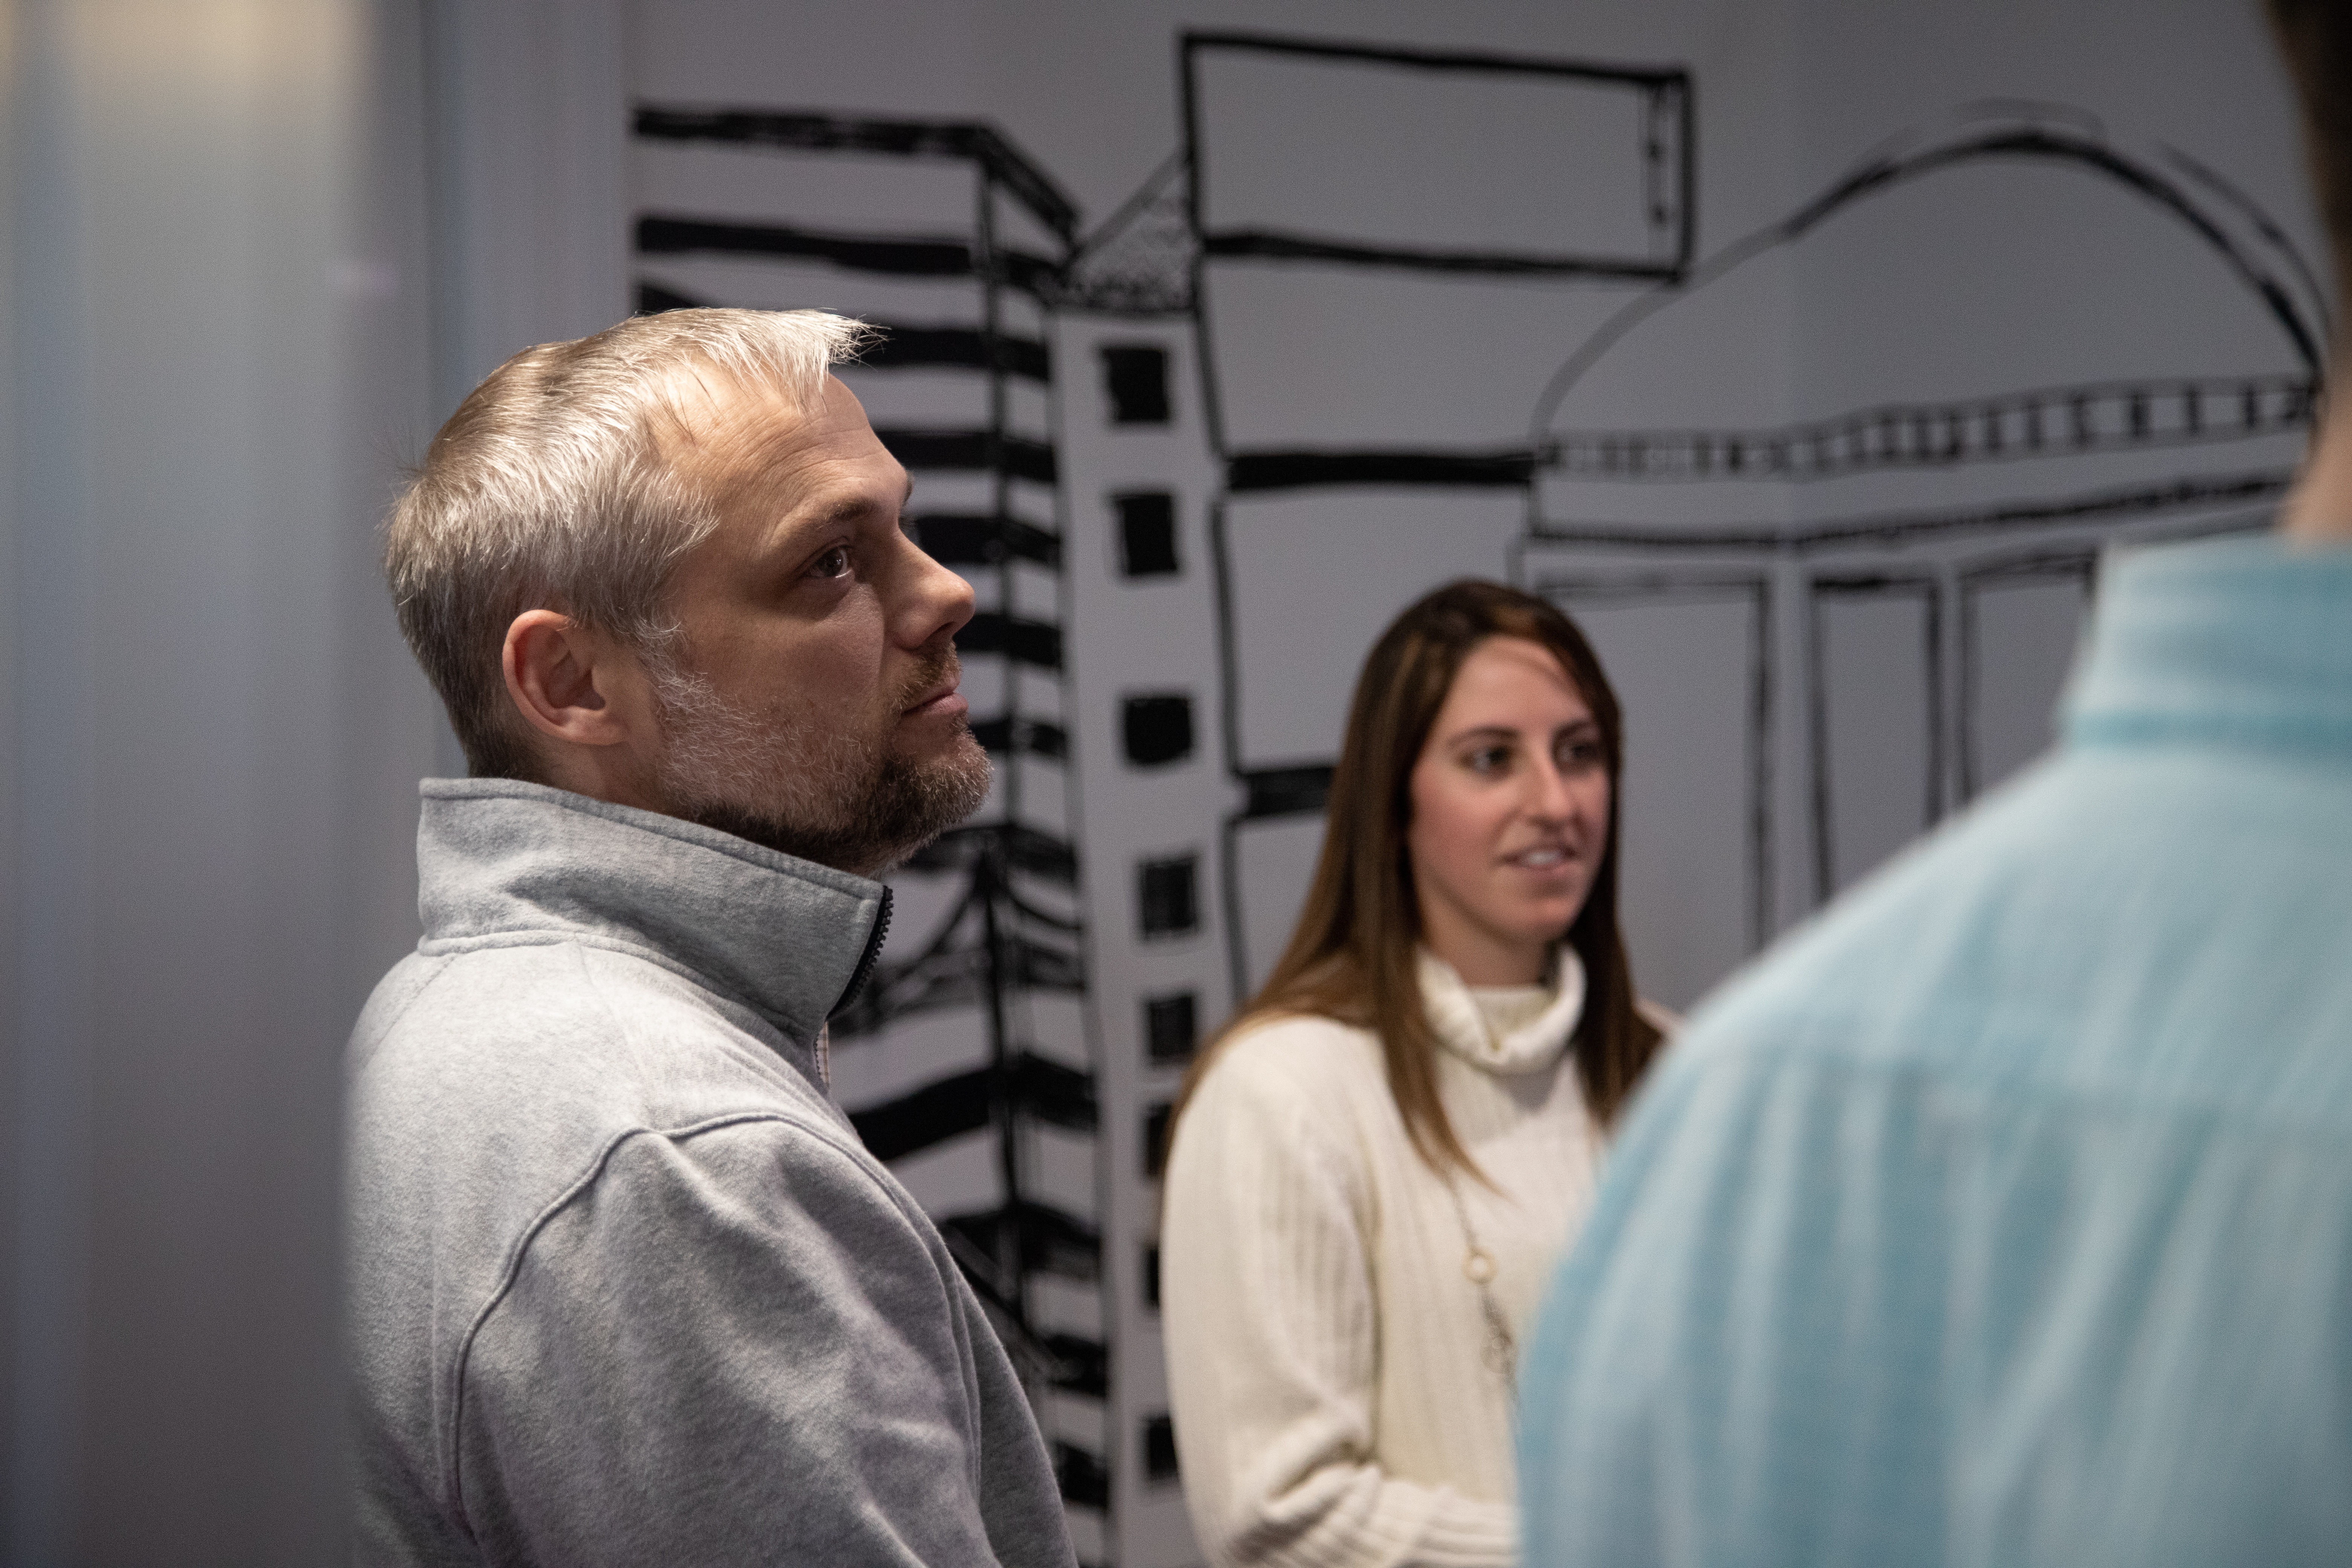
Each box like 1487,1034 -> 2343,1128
347,308 -> 1075,1566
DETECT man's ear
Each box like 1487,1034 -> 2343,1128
502,610 -> 645,749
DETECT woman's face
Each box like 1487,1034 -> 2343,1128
1406,635 -> 1612,987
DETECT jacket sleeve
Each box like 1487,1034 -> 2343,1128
1160,1043 -> 1517,1568
446,1114 -> 1072,1568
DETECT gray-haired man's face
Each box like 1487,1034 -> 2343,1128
646,374 -> 991,875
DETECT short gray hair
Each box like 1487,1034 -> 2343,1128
384,307 -> 875,778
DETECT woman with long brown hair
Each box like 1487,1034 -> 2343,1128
1160,580 -> 1669,1567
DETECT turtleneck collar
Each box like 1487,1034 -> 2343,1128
1418,945 -> 1586,1075
414,779 -> 891,1052
2065,533 -> 2352,760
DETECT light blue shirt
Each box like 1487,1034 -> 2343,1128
1519,534 -> 2352,1568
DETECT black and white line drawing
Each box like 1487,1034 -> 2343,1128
633,103 -> 1117,1538
630,46 -> 2323,1568
1521,105 -> 2324,998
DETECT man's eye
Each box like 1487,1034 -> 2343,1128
811,545 -> 852,579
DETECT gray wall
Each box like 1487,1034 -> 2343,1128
3,0 -> 439,1559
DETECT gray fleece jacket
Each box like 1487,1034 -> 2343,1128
346,779 -> 1075,1568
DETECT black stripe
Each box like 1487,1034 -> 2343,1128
874,428 -> 1059,484
957,612 -> 1063,670
828,930 -> 1080,1041
632,106 -> 1079,242
1204,229 -> 1679,281
635,278 -> 701,314
636,213 -> 974,276
632,288 -> 1052,382
1241,764 -> 1334,819
941,1200 -> 1101,1282
847,1066 -> 990,1162
1227,449 -> 1536,492
635,214 -> 1063,297
1183,28 -> 1689,89
913,511 -> 1061,568
865,326 -> 1050,382
847,1052 -> 1097,1162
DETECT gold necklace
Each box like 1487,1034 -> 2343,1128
1444,1178 -> 1517,1389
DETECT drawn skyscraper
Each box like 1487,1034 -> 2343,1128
630,109 -> 1113,1560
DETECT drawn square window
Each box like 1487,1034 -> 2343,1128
1057,1442 -> 1109,1510
1138,854 -> 1199,938
1142,1242 -> 1161,1309
1100,344 -> 1173,424
1143,1100 -> 1173,1179
1142,1413 -> 1181,1482
1115,491 -> 1180,578
1144,991 -> 1198,1066
1122,692 -> 1194,767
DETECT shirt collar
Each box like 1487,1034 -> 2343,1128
1418,945 -> 1587,1074
2066,532 -> 2352,759
414,778 -> 891,1051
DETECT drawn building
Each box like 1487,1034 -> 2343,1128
1521,108 -> 2326,1004
629,111 -> 1116,1561
625,44 -> 2324,1568
1174,34 -> 1695,1006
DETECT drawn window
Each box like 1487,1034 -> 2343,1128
1143,991 -> 1198,1065
1101,344 -> 1173,425
1115,490 -> 1181,577
1122,692 -> 1195,767
1142,1100 -> 1173,1178
1058,1443 -> 1109,1509
1138,854 -> 1199,938
1142,1413 -> 1181,1482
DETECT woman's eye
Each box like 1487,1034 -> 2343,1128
810,545 -> 852,580
1558,738 -> 1604,770
1465,746 -> 1511,775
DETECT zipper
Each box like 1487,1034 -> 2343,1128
830,884 -> 893,1020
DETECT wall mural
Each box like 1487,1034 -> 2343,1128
628,32 -> 2324,1566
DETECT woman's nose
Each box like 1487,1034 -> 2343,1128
1523,758 -> 1576,820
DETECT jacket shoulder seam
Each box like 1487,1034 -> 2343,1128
439,1098 -> 948,1530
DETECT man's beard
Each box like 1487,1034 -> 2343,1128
647,650 -> 992,877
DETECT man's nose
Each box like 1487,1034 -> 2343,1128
897,534 -> 977,652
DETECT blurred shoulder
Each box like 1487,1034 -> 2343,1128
1196,1010 -> 1386,1106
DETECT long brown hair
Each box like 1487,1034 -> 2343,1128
1174,580 -> 1663,1180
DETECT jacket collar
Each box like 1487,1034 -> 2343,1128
2067,533 -> 2352,758
414,779 -> 891,1051
1418,945 -> 1586,1075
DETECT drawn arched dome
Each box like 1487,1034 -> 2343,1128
1528,108 -> 2327,541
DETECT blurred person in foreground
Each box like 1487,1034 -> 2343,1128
346,308 -> 1074,1568
1161,583 -> 1670,1567
1518,7 -> 2352,1565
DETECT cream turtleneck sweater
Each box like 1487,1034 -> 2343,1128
1161,949 -> 1604,1568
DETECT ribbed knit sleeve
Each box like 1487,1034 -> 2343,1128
1161,1024 -> 1519,1568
